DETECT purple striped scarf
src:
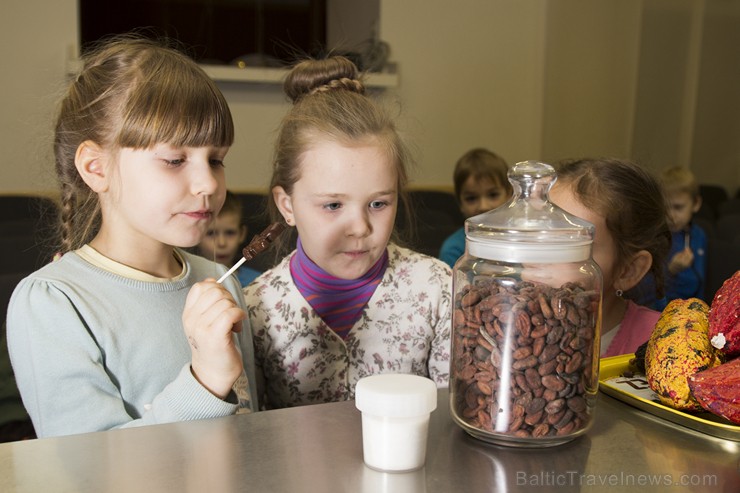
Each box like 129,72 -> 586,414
290,238 -> 388,339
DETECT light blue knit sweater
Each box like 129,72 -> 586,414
7,249 -> 257,437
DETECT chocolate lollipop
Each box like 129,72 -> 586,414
216,222 -> 286,284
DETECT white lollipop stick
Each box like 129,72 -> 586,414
217,257 -> 246,284
215,222 -> 286,284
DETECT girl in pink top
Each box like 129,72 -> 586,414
549,158 -> 671,357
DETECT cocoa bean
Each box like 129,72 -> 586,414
532,336 -> 545,357
508,415 -> 524,432
525,397 -> 547,415
532,423 -> 550,438
515,311 -> 532,338
461,290 -> 482,307
512,355 -> 538,370
530,325 -> 549,338
538,293 -> 554,319
451,279 -> 596,441
544,398 -> 566,415
567,396 -> 587,413
525,368 -> 543,389
538,344 -> 560,363
453,308 -> 467,328
477,381 -> 493,395
542,374 -> 566,392
537,358 -> 558,377
515,373 -> 530,392
524,410 -> 544,426
513,346 -> 533,360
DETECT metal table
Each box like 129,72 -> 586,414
2,389 -> 739,492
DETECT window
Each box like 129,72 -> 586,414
79,0 -> 327,67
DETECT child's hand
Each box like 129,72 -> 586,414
182,279 -> 246,399
668,247 -> 694,275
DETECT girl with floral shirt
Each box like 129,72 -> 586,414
243,56 -> 452,409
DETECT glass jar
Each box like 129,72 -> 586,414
449,160 -> 602,447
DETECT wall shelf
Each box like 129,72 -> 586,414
202,64 -> 399,88
66,60 -> 399,88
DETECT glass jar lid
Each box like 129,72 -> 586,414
465,160 -> 594,263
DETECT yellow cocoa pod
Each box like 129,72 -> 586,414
645,298 -> 722,411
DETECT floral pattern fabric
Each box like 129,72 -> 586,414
243,243 -> 452,409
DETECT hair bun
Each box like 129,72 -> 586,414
284,56 -> 365,103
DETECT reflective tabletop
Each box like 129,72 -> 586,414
2,389 -> 739,492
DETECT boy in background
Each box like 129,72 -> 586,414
439,148 -> 512,268
656,166 -> 707,309
197,191 -> 261,287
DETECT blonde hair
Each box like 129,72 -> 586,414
268,56 -> 412,256
54,35 -> 234,252
660,166 -> 700,199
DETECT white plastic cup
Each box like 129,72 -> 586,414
355,374 -> 437,472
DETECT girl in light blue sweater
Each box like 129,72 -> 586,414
7,36 -> 257,437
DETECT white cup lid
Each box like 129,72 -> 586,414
355,374 -> 437,418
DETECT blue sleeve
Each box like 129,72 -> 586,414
692,223 -> 708,300
439,228 -> 465,269
237,266 -> 261,287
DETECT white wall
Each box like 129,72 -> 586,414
691,0 -> 740,188
380,0 -> 547,182
2,0 -> 78,194
540,1 -> 642,162
1,0 -> 738,196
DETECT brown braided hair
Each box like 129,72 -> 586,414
268,56 -> 413,259
53,34 -> 234,254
